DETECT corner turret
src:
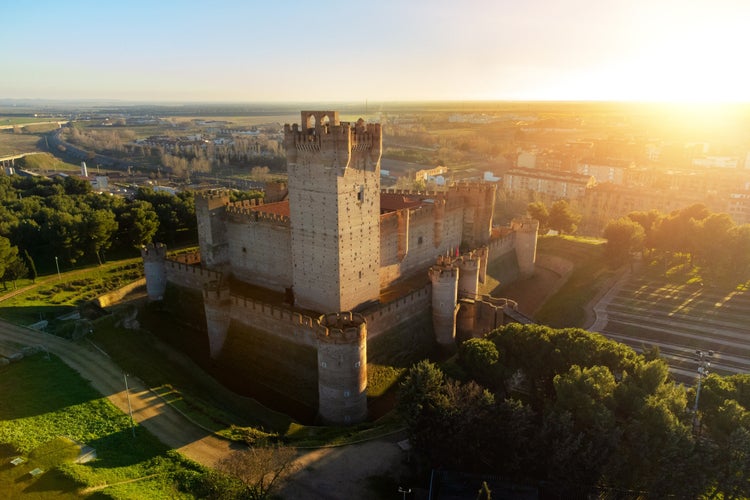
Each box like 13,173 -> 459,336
316,312 -> 368,425
429,256 -> 459,351
511,217 -> 539,279
203,281 -> 232,359
141,243 -> 167,301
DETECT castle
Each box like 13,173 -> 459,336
142,111 -> 538,425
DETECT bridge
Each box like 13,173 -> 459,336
0,120 -> 68,131
0,152 -> 35,168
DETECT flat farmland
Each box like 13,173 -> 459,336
596,276 -> 750,382
0,132 -> 44,156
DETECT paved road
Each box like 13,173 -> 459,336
0,319 -> 233,467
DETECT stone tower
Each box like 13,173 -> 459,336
429,256 -> 459,350
284,111 -> 382,312
512,217 -> 539,279
195,190 -> 231,271
456,252 -> 480,299
316,312 -> 368,425
202,281 -> 232,359
141,243 -> 167,301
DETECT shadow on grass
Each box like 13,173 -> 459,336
0,354 -> 100,420
0,305 -> 77,328
21,468 -> 78,492
83,428 -> 168,470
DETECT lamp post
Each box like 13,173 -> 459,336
692,350 -> 713,431
398,486 -> 411,500
54,256 -> 61,280
124,373 -> 136,438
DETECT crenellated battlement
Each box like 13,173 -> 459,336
382,188 -> 443,197
141,242 -> 167,261
316,312 -> 367,343
197,189 -> 231,210
171,251 -> 201,265
284,112 -> 381,158
429,261 -> 459,280
450,181 -> 497,194
165,259 -> 223,291
225,204 -> 291,226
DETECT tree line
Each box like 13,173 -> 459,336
603,204 -> 750,283
0,175 -> 198,284
399,324 -> 750,498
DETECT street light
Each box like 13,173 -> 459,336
124,373 -> 136,438
398,486 -> 411,500
54,256 -> 61,280
692,350 -> 714,431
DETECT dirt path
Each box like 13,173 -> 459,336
0,319 -> 234,467
0,319 -> 409,497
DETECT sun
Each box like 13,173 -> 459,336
613,2 -> 750,103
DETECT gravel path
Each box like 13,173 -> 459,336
0,319 -> 233,467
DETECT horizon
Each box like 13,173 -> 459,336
3,0 -> 749,104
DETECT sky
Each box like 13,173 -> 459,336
2,0 -> 749,103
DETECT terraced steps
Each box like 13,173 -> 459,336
594,276 -> 750,381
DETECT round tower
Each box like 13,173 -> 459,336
456,298 -> 477,342
316,312 -> 368,425
511,217 -> 539,279
477,246 -> 489,284
429,256 -> 459,350
202,281 -> 232,359
457,253 -> 480,299
141,243 -> 167,301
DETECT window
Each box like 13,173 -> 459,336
417,236 -> 423,245
357,185 -> 365,202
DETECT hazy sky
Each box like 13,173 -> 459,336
2,0 -> 748,103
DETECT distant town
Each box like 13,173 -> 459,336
2,101 -> 748,237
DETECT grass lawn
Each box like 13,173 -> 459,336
0,353 -> 205,499
533,235 -> 617,328
0,259 -> 143,326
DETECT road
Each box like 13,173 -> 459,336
0,319 -> 233,467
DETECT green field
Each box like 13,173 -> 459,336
533,235 -> 615,327
0,132 -> 44,157
0,353 -> 205,499
0,259 -> 143,327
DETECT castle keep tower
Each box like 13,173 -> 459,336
195,191 -> 231,270
285,112 -> 382,312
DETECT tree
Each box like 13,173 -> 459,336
23,249 -> 37,283
548,200 -> 581,234
116,200 -> 159,248
0,236 -> 12,279
602,216 -> 645,267
216,445 -> 298,500
527,201 -> 549,234
628,209 -> 662,255
3,254 -> 28,289
458,338 -> 501,390
82,209 -> 118,264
